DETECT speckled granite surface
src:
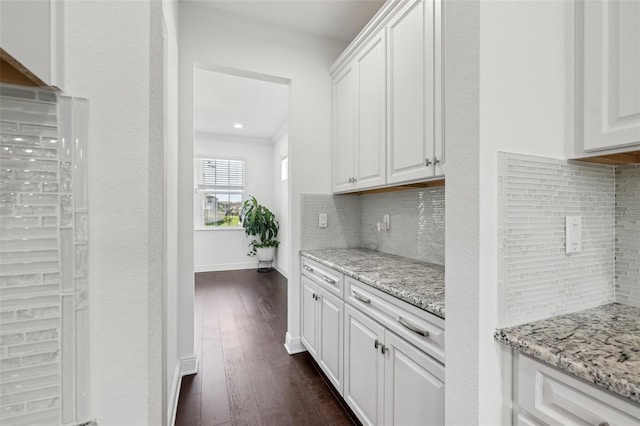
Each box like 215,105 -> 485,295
495,303 -> 640,405
300,248 -> 445,319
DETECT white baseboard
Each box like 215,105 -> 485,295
168,355 -> 198,426
284,332 -> 307,354
168,363 -> 181,426
194,262 -> 256,273
180,355 -> 198,375
274,265 -> 288,279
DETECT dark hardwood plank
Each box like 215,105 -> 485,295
175,269 -> 355,426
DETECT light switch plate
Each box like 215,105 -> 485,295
319,213 -> 328,228
565,216 -> 582,253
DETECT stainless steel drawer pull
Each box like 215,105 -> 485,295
303,265 -> 314,272
599,422 -> 610,426
352,291 -> 371,304
322,275 -> 336,284
397,316 -> 429,337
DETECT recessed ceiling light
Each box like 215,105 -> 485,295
234,123 -> 243,129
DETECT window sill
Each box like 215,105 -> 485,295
194,227 -> 244,232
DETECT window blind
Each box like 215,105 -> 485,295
195,158 -> 245,192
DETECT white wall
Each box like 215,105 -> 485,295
272,126 -> 289,277
162,0 -> 181,424
445,1 -> 570,424
64,1 -> 164,424
194,134 -> 274,271
179,3 -> 346,354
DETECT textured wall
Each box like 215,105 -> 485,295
361,187 -> 445,265
498,153 -> 616,327
615,165 -> 640,308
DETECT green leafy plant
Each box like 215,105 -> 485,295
239,195 -> 280,256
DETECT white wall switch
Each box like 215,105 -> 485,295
383,214 -> 390,229
319,213 -> 328,228
565,216 -> 582,253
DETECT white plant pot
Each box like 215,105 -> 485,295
256,247 -> 275,262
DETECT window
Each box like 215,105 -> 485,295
194,158 -> 245,228
281,156 -> 288,181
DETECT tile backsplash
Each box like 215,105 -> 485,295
300,187 -> 445,266
615,164 -> 640,308
300,194 -> 361,251
498,153 -> 616,327
361,187 -> 445,265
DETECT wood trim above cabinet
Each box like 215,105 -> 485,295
0,48 -> 51,89
345,178 -> 444,195
573,151 -> 640,165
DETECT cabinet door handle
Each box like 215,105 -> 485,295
352,291 -> 371,304
312,293 -> 317,300
397,316 -> 429,337
599,423 -> 610,426
434,157 -> 440,165
374,339 -> 379,349
303,265 -> 314,272
425,158 -> 432,167
380,344 -> 386,355
352,177 -> 357,182
322,275 -> 336,285
348,177 -> 352,183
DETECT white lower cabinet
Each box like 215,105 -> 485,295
515,354 -> 640,426
300,260 -> 345,394
301,275 -> 319,358
344,304 -> 385,425
384,332 -> 445,426
301,256 -> 445,425
317,287 -> 343,392
343,298 -> 445,426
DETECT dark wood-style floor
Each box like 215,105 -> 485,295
175,269 -> 355,426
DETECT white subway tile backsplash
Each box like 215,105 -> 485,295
498,153 -> 616,327
1,87 -> 89,425
300,187 -> 445,265
300,194 -> 361,250
361,187 -> 445,265
615,164 -> 640,308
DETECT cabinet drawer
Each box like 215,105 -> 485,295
517,354 -> 640,426
301,257 -> 344,298
345,277 -> 444,363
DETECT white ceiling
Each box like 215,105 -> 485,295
190,0 -> 385,142
194,68 -> 289,140
183,0 -> 385,43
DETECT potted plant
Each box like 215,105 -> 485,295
239,195 -> 280,265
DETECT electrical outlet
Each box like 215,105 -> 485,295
319,213 -> 328,228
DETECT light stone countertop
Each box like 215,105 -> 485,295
300,248 -> 445,319
495,303 -> 640,405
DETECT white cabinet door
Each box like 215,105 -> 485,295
344,304 -> 385,426
383,331 -> 445,426
317,287 -> 343,394
0,0 -> 64,88
355,31 -> 387,190
387,0 -> 435,184
301,276 -> 318,357
583,0 -> 640,151
517,354 -> 640,426
332,65 -> 356,192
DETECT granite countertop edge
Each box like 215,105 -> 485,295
494,307 -> 640,406
301,250 -> 445,319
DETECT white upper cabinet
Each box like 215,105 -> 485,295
387,0 -> 434,184
332,66 -> 356,192
330,0 -> 442,193
581,0 -> 640,153
355,32 -> 387,190
0,0 -> 64,89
